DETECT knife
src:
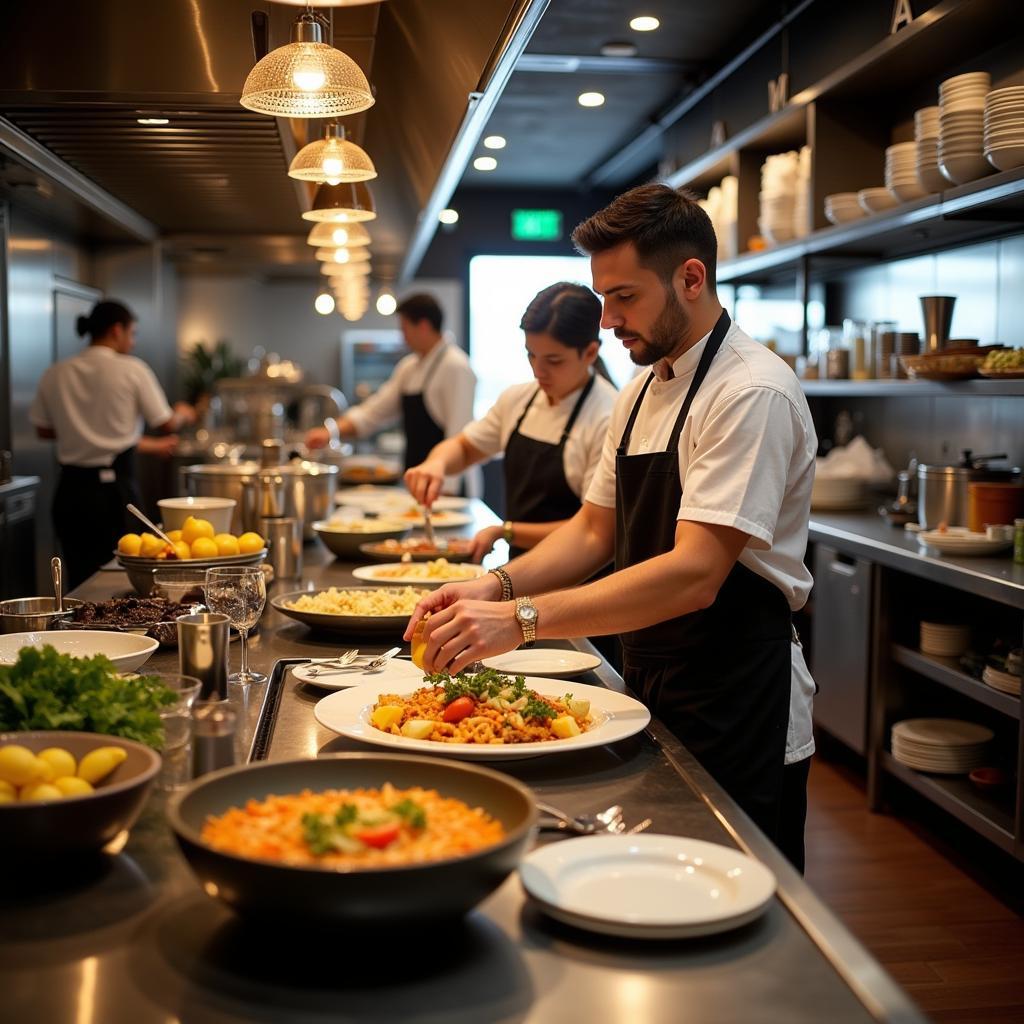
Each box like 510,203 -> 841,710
364,646 -> 401,672
422,505 -> 436,547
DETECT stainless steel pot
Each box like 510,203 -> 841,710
0,597 -> 83,634
183,460 -> 338,540
918,453 -> 1020,528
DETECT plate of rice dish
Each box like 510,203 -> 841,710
314,667 -> 651,760
358,536 -> 476,563
351,559 -> 486,588
271,586 -> 427,633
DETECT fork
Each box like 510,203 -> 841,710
536,802 -> 623,835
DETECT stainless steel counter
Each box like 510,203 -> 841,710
2,500 -> 925,1023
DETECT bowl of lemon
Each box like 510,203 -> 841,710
0,732 -> 161,859
115,514 -> 267,595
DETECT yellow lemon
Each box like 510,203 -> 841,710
237,532 -> 264,554
370,706 -> 404,730
214,533 -> 240,556
171,540 -> 192,561
0,779 -> 16,799
140,532 -> 167,558
38,747 -> 77,779
53,776 -> 94,797
117,533 -> 143,556
77,747 -> 127,785
20,782 -> 63,802
181,516 -> 215,545
0,745 -> 46,787
410,616 -> 429,670
166,529 -> 183,543
0,790 -> 14,804
190,536 -> 218,559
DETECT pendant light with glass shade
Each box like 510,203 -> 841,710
314,291 -> 336,315
306,221 -> 371,248
315,245 -> 371,264
302,180 -> 376,223
289,123 -> 376,184
320,259 -> 371,276
240,10 -> 374,118
375,290 -> 397,316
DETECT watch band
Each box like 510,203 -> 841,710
515,596 -> 537,646
488,566 -> 513,601
503,520 -> 514,545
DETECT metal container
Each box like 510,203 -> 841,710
918,456 -> 1021,529
260,516 -> 303,579
183,460 -> 338,540
920,295 -> 956,353
177,612 -> 230,700
0,597 -> 82,634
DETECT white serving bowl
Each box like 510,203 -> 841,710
823,205 -> 865,226
858,188 -> 899,213
158,497 -> 236,534
939,153 -> 994,184
986,144 -> 1024,171
917,165 -> 948,192
0,629 -> 160,672
888,181 -> 929,202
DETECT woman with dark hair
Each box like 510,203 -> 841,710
29,299 -> 195,587
405,282 -> 617,562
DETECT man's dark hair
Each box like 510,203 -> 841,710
396,293 -> 443,333
571,183 -> 717,290
76,299 -> 135,341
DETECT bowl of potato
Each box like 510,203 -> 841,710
0,731 -> 161,860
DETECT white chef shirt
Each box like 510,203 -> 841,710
462,374 -> 617,500
29,344 -> 174,467
345,340 -> 476,442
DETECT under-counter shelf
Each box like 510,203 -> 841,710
891,645 -> 1021,720
880,751 -> 1015,854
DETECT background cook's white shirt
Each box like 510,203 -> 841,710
462,374 -> 617,500
586,320 -> 816,611
29,345 -> 173,467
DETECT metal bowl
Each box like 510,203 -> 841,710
0,597 -> 83,634
115,549 -> 267,596
313,520 -> 411,560
271,586 -> 425,635
167,753 -> 536,924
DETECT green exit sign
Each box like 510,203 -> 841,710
511,208 -> 563,241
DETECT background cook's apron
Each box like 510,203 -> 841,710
401,350 -> 446,470
614,310 -> 792,840
54,446 -> 141,589
502,375 -> 595,559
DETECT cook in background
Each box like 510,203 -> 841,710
29,299 -> 196,588
405,184 -> 817,871
404,282 -> 617,562
306,293 -> 477,494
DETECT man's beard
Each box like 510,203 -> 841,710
618,289 -> 690,366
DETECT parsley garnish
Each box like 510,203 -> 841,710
391,798 -> 427,829
425,668 -> 527,704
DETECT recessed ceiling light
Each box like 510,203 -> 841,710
629,15 -> 660,31
438,208 -> 459,224
578,91 -> 605,108
314,292 -> 335,315
137,117 -> 169,125
483,135 -> 506,150
473,156 -> 498,171
601,41 -> 637,58
376,291 -> 397,316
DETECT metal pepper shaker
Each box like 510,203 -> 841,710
191,700 -> 238,778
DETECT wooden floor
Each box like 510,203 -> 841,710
805,744 -> 1024,1023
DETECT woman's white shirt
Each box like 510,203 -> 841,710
463,374 -> 617,499
29,345 -> 173,467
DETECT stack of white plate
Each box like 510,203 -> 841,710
891,718 -> 993,774
885,142 -> 927,202
823,192 -> 865,225
914,105 -> 946,193
983,85 -> 1024,171
793,145 -> 812,238
982,664 -> 1021,696
810,476 -> 865,510
920,620 -> 970,657
759,151 -> 799,245
857,186 -> 899,214
939,71 -> 993,185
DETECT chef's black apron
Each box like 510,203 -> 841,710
53,446 -> 142,589
401,347 -> 446,470
615,310 -> 792,843
503,375 -> 596,559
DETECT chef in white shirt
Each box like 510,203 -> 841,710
29,299 -> 195,588
404,282 -> 617,562
306,293 -> 477,489
404,184 -> 817,870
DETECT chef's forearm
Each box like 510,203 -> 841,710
507,519 -> 567,550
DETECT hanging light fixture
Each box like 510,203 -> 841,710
320,260 -> 371,276
240,10 -> 374,119
376,290 -> 397,316
289,123 -> 376,184
306,222 -> 371,247
315,245 -> 371,264
302,180 -> 376,223
314,292 -> 336,315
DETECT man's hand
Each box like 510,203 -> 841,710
470,524 -> 503,562
416,598 -> 523,674
141,434 -> 179,459
404,458 -> 447,507
172,401 -> 197,427
403,572 -> 501,641
305,426 -> 330,450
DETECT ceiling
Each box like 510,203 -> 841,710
0,0 -> 789,280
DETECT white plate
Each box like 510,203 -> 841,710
892,717 -> 994,745
918,530 -> 1012,555
519,834 -> 777,939
314,676 -> 651,761
481,648 -> 603,680
335,487 -> 468,512
390,510 -> 474,529
0,629 -> 159,672
292,656 -> 424,690
351,562 -> 487,587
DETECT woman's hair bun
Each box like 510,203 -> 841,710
75,314 -> 91,337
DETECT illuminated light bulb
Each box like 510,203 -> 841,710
332,227 -> 350,245
335,248 -> 351,263
578,91 -> 605,107
314,292 -> 335,315
376,292 -> 397,316
629,15 -> 660,31
438,208 -> 459,225
473,156 -> 497,171
292,56 -> 326,92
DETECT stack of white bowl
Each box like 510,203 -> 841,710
793,146 -> 812,238
919,620 -> 970,658
983,85 -> 1024,171
891,718 -> 993,775
823,192 -> 866,225
857,187 -> 899,215
758,152 -> 799,246
914,106 -> 946,192
699,175 -> 738,260
885,142 -> 927,201
938,71 -> 993,185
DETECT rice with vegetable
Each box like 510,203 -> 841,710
285,587 -> 426,616
200,783 -> 504,867
372,559 -> 479,581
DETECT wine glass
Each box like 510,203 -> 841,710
204,566 -> 267,685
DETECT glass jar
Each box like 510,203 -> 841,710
871,320 -> 897,378
844,318 -> 871,380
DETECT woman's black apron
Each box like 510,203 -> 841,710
401,348 -> 446,470
54,446 -> 141,589
502,375 -> 595,559
615,310 -> 792,840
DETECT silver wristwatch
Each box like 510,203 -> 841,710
514,596 -> 538,647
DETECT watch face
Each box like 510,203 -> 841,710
518,604 -> 538,623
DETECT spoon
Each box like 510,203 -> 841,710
50,556 -> 63,612
126,503 -> 177,548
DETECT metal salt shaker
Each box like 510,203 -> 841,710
192,700 -> 238,777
